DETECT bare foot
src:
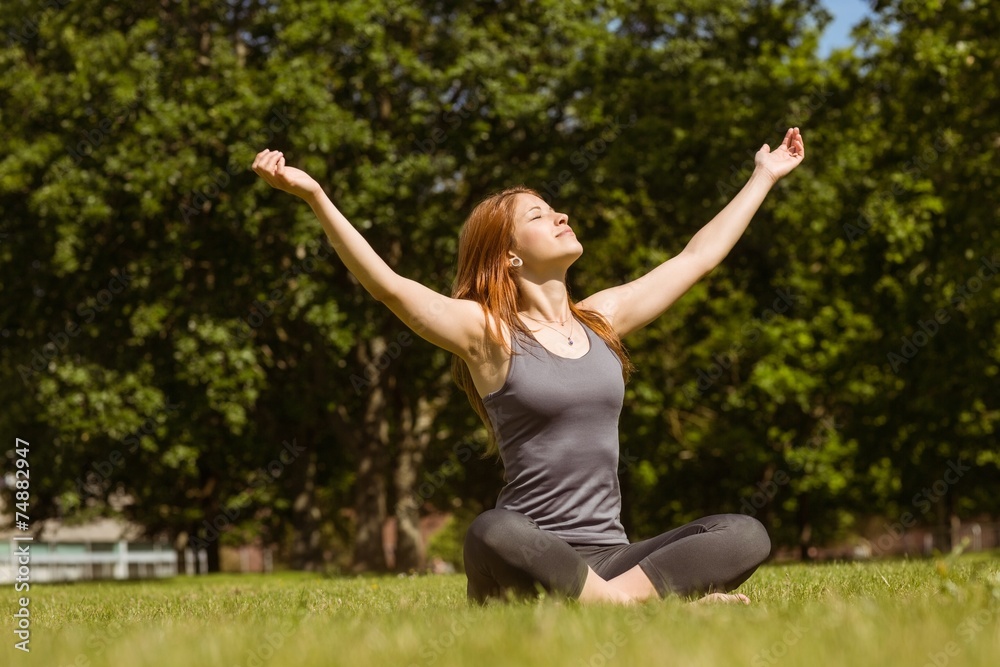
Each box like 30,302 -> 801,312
693,592 -> 750,605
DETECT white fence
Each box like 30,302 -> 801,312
0,541 -> 206,583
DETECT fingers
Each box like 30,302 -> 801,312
267,151 -> 283,174
252,150 -> 266,171
791,127 -> 804,158
253,149 -> 272,173
251,149 -> 285,175
777,128 -> 804,158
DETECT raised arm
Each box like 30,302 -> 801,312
251,149 -> 486,359
578,128 -> 805,338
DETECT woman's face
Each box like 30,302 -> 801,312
509,193 -> 582,270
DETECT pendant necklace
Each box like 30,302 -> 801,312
522,313 -> 576,346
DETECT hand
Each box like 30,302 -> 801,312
251,149 -> 322,199
754,127 -> 805,184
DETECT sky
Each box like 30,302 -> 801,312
818,0 -> 872,56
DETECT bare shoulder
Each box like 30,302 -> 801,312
575,296 -> 617,330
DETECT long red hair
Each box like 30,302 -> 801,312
450,185 -> 635,460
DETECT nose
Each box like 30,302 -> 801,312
555,212 -> 568,225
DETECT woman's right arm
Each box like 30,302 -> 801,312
251,149 -> 486,360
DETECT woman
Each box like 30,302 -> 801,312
252,126 -> 805,606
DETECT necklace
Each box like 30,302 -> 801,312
522,313 -> 576,346
525,313 -> 570,325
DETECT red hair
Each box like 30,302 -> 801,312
450,185 -> 635,459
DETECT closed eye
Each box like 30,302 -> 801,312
526,206 -> 553,222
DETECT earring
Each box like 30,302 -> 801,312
510,257 -> 523,267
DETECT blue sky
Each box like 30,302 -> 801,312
818,0 -> 872,56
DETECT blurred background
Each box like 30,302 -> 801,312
1,0 -> 997,581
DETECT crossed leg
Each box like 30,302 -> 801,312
463,508 -> 591,604
463,509 -> 770,605
577,513 -> 772,603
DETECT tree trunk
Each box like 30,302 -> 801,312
393,392 -> 448,573
754,462 -> 777,538
351,428 -> 389,571
206,539 -> 221,573
289,443 -> 323,571
348,337 -> 391,573
198,473 -> 221,573
393,441 -> 424,573
187,524 -> 206,574
946,487 -> 960,553
797,492 -> 812,560
174,531 -> 189,575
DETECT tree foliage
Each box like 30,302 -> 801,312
1,0 -> 996,569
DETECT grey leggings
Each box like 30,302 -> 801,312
463,508 -> 771,604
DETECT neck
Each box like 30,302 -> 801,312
517,277 -> 571,322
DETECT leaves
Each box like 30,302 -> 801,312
1,0 -> 996,564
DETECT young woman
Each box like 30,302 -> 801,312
252,126 -> 805,606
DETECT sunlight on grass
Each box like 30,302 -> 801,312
3,554 -> 998,667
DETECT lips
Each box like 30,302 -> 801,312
557,228 -> 574,237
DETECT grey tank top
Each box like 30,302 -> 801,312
482,317 -> 629,545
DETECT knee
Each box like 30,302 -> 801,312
728,514 -> 771,565
738,514 -> 771,565
464,508 -> 533,553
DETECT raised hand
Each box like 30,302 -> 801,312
754,127 -> 805,184
251,149 -> 321,199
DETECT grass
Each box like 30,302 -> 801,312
4,551 -> 999,667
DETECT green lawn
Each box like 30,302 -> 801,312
5,551 -> 999,667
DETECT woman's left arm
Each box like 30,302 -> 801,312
579,127 -> 805,338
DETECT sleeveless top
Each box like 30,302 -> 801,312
482,317 -> 629,545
